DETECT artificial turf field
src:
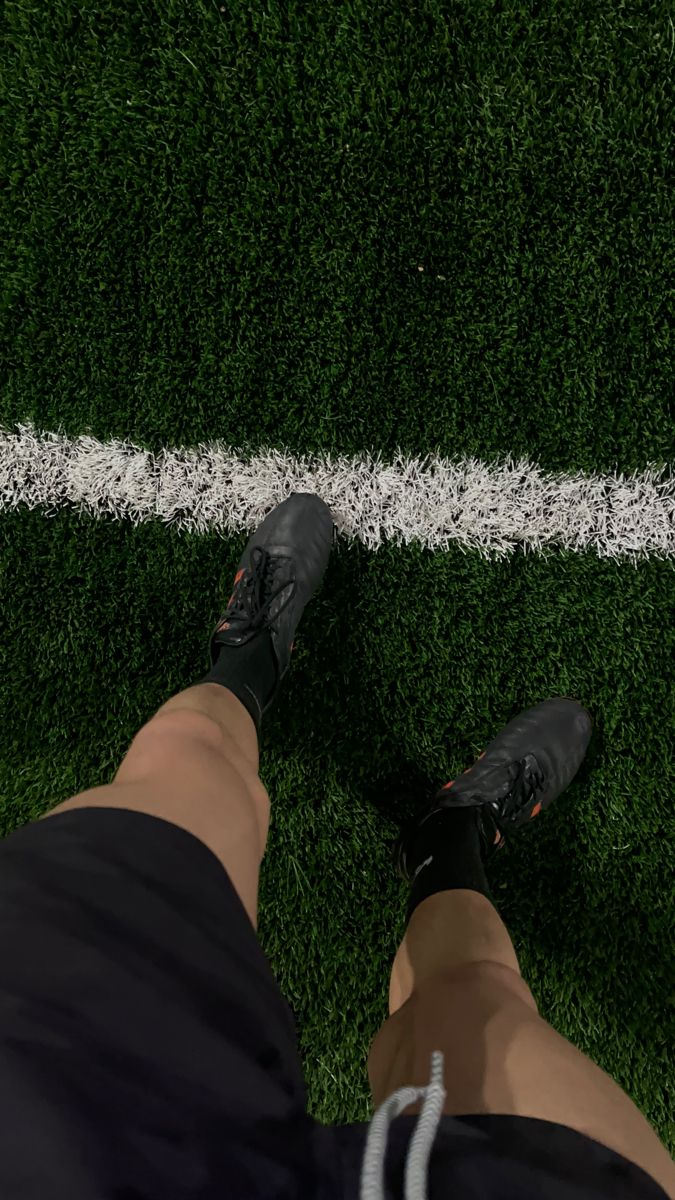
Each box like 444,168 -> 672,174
1,0 -> 674,1150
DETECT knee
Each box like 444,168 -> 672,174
137,708 -> 228,757
117,708 -> 270,850
122,708 -> 264,800
438,959 -> 538,1011
393,959 -> 537,1032
122,709 -> 226,775
369,960 -> 539,1102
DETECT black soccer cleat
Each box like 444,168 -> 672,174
398,698 -> 592,879
209,494 -> 334,724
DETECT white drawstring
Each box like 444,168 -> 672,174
359,1051 -> 447,1200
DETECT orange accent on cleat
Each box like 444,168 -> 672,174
218,620 -> 231,631
441,780 -> 455,791
225,568 -> 247,611
494,830 -> 503,846
530,801 -> 543,819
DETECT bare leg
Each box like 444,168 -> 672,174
47,683 -> 268,926
47,494 -> 333,929
368,889 -> 675,1198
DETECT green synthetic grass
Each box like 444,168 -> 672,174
2,0 -> 673,468
2,510 -> 674,1142
1,0 -> 674,1153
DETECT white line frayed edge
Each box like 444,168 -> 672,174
0,424 -> 673,559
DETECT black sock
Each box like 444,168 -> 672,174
406,806 -> 490,923
201,631 -> 277,733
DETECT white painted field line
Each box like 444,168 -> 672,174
0,425 -> 673,559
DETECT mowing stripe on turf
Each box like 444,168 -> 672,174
1,425 -> 673,558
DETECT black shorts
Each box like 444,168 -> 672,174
0,809 -> 666,1199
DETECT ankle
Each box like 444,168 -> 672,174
405,808 -> 491,922
203,630 -> 278,734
